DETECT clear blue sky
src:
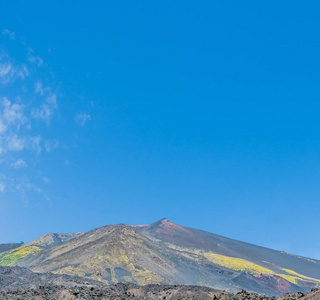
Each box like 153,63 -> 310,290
0,1 -> 319,259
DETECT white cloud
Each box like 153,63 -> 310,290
0,54 -> 28,83
31,93 -> 57,122
1,98 -> 27,129
2,29 -> 15,40
0,41 -> 61,207
0,98 -> 45,155
12,159 -> 27,168
16,64 -> 29,80
0,62 -> 12,77
0,98 -> 30,154
75,112 -> 91,126
6,135 -> 25,151
34,81 -> 50,96
0,62 -> 14,83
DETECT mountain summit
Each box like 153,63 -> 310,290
1,219 -> 319,296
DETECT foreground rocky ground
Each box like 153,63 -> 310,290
0,285 -> 319,300
0,266 -> 105,291
0,266 -> 319,299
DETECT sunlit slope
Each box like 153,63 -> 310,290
14,225 -> 177,285
8,219 -> 320,296
0,233 -> 82,267
0,243 -> 23,265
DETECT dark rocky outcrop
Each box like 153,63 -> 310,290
0,284 -> 319,300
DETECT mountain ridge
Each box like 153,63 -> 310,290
1,219 -> 319,296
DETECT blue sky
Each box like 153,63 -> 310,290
0,1 -> 320,259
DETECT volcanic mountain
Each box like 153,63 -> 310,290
1,219 -> 319,296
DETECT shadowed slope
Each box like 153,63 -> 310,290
134,219 -> 320,280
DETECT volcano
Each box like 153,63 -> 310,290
1,219 -> 319,296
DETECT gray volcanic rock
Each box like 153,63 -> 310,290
0,284 -> 319,300
23,232 -> 84,249
0,283 -> 258,300
0,266 -> 105,291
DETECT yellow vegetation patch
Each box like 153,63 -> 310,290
279,268 -> 320,284
204,253 -> 274,274
9,245 -> 41,255
0,246 -> 42,266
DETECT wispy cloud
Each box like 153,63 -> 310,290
0,38 -> 60,208
0,61 -> 15,83
12,159 -> 27,168
15,179 -> 51,205
0,118 -> 7,134
0,49 -> 56,158
35,81 -> 44,95
0,182 -> 5,193
42,177 -> 51,183
31,93 -> 57,122
1,29 -> 15,40
27,48 -> 43,67
29,135 -> 41,154
6,134 -> 25,151
1,98 -> 27,130
44,139 -> 59,152
25,182 -> 51,203
0,98 -> 39,154
0,53 -> 29,83
75,112 -> 91,126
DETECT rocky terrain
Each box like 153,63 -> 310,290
0,284 -> 319,299
0,266 -> 105,291
1,219 -> 319,296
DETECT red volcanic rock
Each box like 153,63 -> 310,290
143,218 -> 210,246
248,274 -> 291,294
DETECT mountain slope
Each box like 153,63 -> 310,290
0,243 -> 22,254
134,219 -> 320,282
5,219 -> 320,296
0,233 -> 83,266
